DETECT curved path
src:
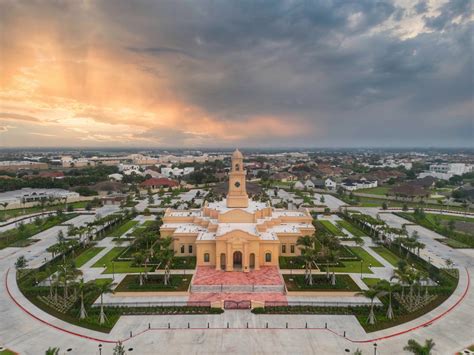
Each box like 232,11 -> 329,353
0,210 -> 473,354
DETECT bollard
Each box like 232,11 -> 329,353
130,331 -> 132,338
266,322 -> 268,329
148,323 -> 150,330
168,323 -> 170,329
188,322 -> 190,329
305,322 -> 308,329
343,331 -> 346,338
227,322 -> 229,329
207,322 -> 210,328
325,322 -> 327,329
246,322 -> 249,329
286,322 -> 288,329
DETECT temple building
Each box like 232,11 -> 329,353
160,149 -> 315,272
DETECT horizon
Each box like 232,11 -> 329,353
1,0 -> 472,148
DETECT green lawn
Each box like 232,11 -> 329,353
328,260 -> 373,274
336,220 -> 366,237
348,247 -> 383,267
103,261 -> 153,274
94,278 -> 113,286
74,247 -> 105,267
357,186 -> 391,196
362,278 -> 382,287
0,350 -> 17,355
0,201 -> 90,221
284,274 -> 360,291
106,220 -> 139,239
0,213 -> 77,249
115,274 -> 191,292
370,246 -> 401,266
319,220 -> 345,236
92,247 -> 125,267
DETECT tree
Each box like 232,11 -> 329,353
403,339 -> 435,355
96,281 -> 115,324
158,237 -> 175,285
113,341 -> 126,355
356,287 -> 386,325
15,256 -> 28,276
296,235 -> 317,283
45,347 -> 60,355
77,278 -> 90,319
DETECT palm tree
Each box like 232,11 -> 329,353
133,252 -> 145,286
376,280 -> 395,320
45,347 -> 60,355
403,338 -> 435,355
296,235 -> 316,282
77,278 -> 90,319
357,287 -> 386,325
158,237 -> 175,285
96,281 -> 115,325
58,261 -> 82,304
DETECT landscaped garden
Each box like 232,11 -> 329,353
370,246 -> 401,266
396,209 -> 474,248
0,213 -> 78,249
115,274 -> 191,292
317,220 -> 345,236
283,274 -> 360,291
74,247 -> 105,267
336,219 -> 366,237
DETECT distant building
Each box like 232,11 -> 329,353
0,161 -> 48,171
161,167 -> 195,177
140,178 -> 179,190
325,178 -> 337,190
271,172 -> 297,182
341,178 -> 377,191
108,173 -> 124,181
0,188 -> 79,205
38,171 -> 65,179
294,181 -> 305,190
419,163 -> 472,180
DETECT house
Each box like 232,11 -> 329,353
410,176 -> 437,189
304,180 -> 315,189
341,178 -> 378,191
325,178 -> 337,190
311,179 -> 326,189
143,169 -> 163,178
39,171 -> 65,179
108,173 -> 123,182
140,178 -> 179,190
389,184 -> 430,199
294,181 -> 305,190
271,172 -> 297,182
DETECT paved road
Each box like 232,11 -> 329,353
0,206 -> 473,354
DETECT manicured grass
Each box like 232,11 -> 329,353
74,247 -> 105,267
0,213 -> 77,249
283,274 -> 360,291
336,220 -> 366,237
115,274 -> 191,292
362,278 -> 382,287
348,247 -> 383,267
102,261 -> 153,274
370,246 -> 401,266
106,220 -> 139,239
328,260 -> 373,274
319,220 -> 345,236
0,350 -> 17,355
92,247 -> 125,267
357,186 -> 391,196
0,201 -> 89,221
171,256 -> 196,269
94,278 -> 113,286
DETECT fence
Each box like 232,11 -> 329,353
190,284 -> 285,293
93,301 -> 211,308
265,300 -> 382,308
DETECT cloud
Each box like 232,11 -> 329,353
0,0 -> 472,147
0,112 -> 40,122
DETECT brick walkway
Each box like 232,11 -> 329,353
192,266 -> 283,285
189,292 -> 287,303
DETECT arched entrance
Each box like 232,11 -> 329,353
249,253 -> 255,269
220,253 -> 226,270
233,251 -> 243,269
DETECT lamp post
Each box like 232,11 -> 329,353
112,261 -> 115,280
183,260 -> 186,276
98,344 -> 102,355
290,260 -> 293,276
360,260 -> 363,278
373,342 -> 377,355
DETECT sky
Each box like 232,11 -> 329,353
0,0 -> 472,148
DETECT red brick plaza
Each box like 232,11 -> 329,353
189,266 -> 287,303
192,266 -> 283,285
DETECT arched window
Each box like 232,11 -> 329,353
235,163 -> 240,171
180,245 -> 185,254
265,252 -> 272,262
281,245 -> 286,253
204,253 -> 210,262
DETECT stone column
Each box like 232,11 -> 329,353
226,242 -> 233,271
243,242 -> 249,273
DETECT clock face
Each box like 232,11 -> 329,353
234,181 -> 241,188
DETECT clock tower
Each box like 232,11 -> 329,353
226,149 -> 249,208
